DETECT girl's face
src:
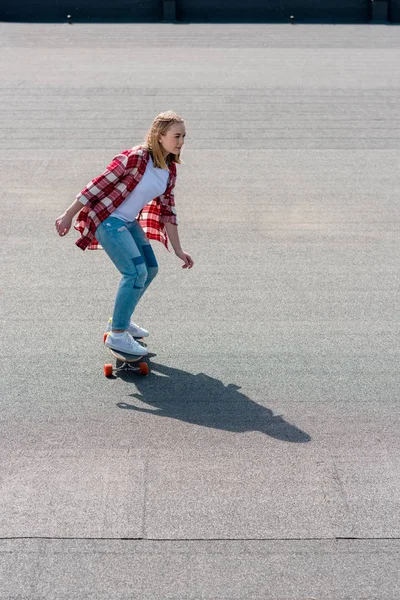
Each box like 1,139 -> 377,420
159,123 -> 186,156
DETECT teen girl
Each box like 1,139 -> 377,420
55,111 -> 194,356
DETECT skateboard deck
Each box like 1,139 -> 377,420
103,334 -> 149,377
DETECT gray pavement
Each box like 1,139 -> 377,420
1,22 -> 400,599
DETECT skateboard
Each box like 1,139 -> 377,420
103,333 -> 149,377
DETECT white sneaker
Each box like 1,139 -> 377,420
106,318 -> 149,338
105,331 -> 149,356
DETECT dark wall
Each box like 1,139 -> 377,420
0,0 -> 161,22
176,0 -> 370,22
1,0 -> 398,23
389,0 -> 400,20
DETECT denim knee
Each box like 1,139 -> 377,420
135,263 -> 148,289
146,265 -> 159,285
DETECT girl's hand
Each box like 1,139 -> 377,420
55,213 -> 73,237
175,249 -> 194,269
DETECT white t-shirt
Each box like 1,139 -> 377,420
112,155 -> 169,222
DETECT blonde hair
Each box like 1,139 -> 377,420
143,111 -> 185,169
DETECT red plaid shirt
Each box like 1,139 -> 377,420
74,145 -> 178,251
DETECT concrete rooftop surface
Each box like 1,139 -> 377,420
0,21 -> 400,599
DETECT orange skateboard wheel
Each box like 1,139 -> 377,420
139,362 -> 149,376
104,364 -> 113,377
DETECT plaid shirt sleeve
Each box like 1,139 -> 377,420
138,162 -> 178,251
76,152 -> 130,206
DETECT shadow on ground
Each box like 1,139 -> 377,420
116,360 -> 311,443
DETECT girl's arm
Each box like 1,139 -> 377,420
55,198 -> 85,237
55,151 -> 131,238
165,223 -> 194,269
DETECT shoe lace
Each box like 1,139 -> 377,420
124,332 -> 139,350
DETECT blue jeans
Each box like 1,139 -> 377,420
95,216 -> 159,330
